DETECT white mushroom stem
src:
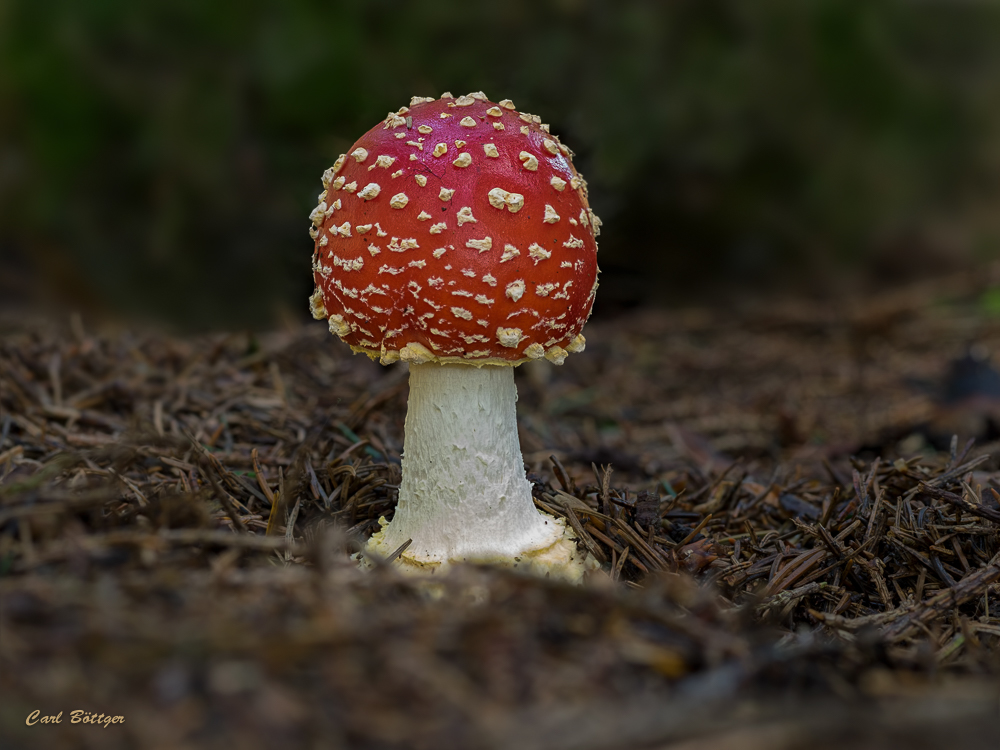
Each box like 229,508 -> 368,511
368,362 -> 589,577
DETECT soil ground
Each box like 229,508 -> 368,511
1,268 -> 999,749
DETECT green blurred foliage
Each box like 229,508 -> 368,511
979,288 -> 1000,317
2,0 -> 1000,326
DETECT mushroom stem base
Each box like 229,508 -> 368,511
366,514 -> 597,583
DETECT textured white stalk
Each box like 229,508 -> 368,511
373,362 -> 565,565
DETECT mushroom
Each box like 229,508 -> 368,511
309,94 -> 601,580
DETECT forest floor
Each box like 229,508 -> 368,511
2,268 -> 1000,749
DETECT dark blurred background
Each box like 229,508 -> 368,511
3,0 -> 1000,329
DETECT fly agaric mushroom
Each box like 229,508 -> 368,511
309,92 -> 601,580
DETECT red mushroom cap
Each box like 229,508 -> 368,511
309,93 -> 600,366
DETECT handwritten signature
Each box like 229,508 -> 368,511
26,710 -> 124,728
